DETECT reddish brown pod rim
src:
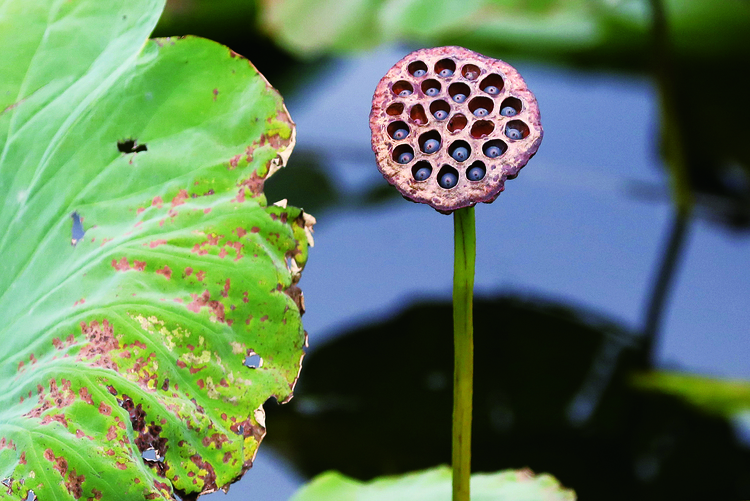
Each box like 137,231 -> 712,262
370,46 -> 543,213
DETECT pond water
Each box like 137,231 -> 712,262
213,45 -> 750,500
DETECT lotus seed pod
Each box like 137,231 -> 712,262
370,46 -> 543,213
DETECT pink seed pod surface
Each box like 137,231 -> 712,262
370,46 -> 543,213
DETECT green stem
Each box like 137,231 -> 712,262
452,206 -> 475,501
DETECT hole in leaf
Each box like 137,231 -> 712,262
117,138 -> 147,153
244,352 -> 263,369
410,104 -> 428,125
461,64 -> 480,80
386,103 -> 404,116
470,120 -> 495,139
142,448 -> 160,462
447,114 -> 467,133
71,211 -> 85,246
25,490 -> 36,501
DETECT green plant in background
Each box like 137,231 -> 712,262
0,1 -> 313,499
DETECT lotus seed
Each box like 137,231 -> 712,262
439,171 -> 458,189
392,128 -> 409,140
467,165 -> 486,181
451,146 -> 469,162
414,167 -> 431,180
423,139 -> 440,153
398,151 -> 414,164
433,109 -> 448,120
506,128 -> 522,140
485,145 -> 502,158
473,108 -> 488,117
501,106 -> 517,117
452,93 -> 467,103
426,87 -> 440,97
413,69 -> 426,77
399,89 -> 412,97
439,69 -> 454,77
483,85 -> 499,95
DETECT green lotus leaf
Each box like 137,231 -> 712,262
258,0 -> 750,65
633,371 -> 750,418
0,1 -> 313,499
290,466 -> 576,501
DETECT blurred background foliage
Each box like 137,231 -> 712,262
154,1 -> 750,499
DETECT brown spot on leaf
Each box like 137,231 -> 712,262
156,265 -> 172,280
99,401 -> 112,415
152,196 -> 163,208
133,260 -> 146,271
229,154 -> 241,169
171,189 -> 189,207
185,267 -> 193,277
79,388 -> 93,405
112,257 -> 131,271
196,270 -> 206,282
78,320 -> 119,371
149,239 -> 167,248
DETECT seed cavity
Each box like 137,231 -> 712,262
435,58 -> 456,78
409,61 -> 428,78
388,120 -> 409,140
386,103 -> 404,116
468,96 -> 494,118
461,64 -> 480,80
449,140 -> 471,162
438,165 -> 459,189
393,144 -> 415,164
483,139 -> 507,158
480,73 -> 504,96
447,114 -> 467,133
470,120 -> 494,139
419,130 -> 442,154
505,120 -> 529,140
466,161 -> 486,181
500,97 -> 522,116
410,104 -> 428,125
412,161 -> 433,181
421,79 -> 441,97
392,80 -> 413,97
430,100 -> 450,121
449,82 -> 470,103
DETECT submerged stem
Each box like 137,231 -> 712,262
452,206 -> 475,501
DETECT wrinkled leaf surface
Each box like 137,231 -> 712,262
0,1 -> 312,499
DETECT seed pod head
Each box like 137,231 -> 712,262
370,46 -> 543,213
